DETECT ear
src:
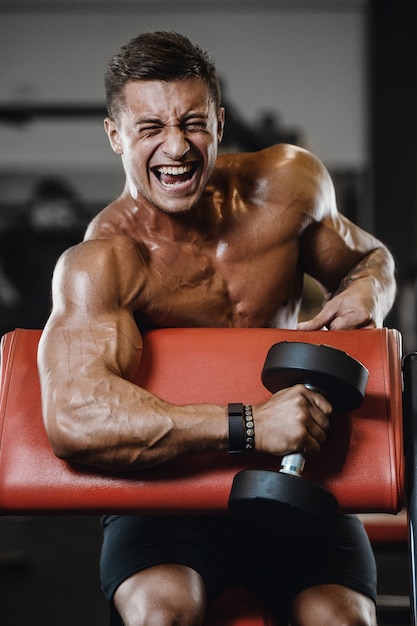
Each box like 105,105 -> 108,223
104,117 -> 123,154
217,107 -> 225,143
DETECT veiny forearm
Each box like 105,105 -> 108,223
40,366 -> 228,471
334,247 -> 396,323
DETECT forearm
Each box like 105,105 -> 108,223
41,373 -> 229,471
298,246 -> 397,331
334,247 -> 396,325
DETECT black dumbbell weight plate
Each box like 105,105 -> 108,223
261,342 -> 368,412
229,469 -> 338,528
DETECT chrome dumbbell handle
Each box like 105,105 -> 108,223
279,383 -> 319,477
280,452 -> 305,477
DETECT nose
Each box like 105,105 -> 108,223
162,125 -> 190,160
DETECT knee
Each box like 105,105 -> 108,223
318,607 -> 376,626
292,605 -> 376,626
120,602 -> 199,626
113,565 -> 206,626
291,585 -> 377,626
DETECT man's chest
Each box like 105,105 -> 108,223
136,238 -> 303,329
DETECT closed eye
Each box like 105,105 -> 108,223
136,116 -> 208,136
139,125 -> 164,137
183,120 -> 207,132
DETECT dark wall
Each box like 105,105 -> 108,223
369,0 -> 417,325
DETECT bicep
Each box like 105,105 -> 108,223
41,240 -> 144,383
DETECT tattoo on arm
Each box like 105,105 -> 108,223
333,253 -> 378,296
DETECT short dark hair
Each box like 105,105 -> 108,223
105,31 -> 221,120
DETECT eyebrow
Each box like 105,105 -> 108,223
134,116 -> 163,126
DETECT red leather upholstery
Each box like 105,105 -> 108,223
0,327 -> 404,515
360,511 -> 408,544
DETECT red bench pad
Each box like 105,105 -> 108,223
0,327 -> 404,514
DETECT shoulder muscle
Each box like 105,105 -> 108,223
51,236 -> 148,316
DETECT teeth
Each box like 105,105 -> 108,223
157,164 -> 193,175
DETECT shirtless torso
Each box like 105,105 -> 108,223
37,77 -> 394,474
84,144 -> 380,331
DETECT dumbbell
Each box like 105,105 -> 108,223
228,341 -> 368,527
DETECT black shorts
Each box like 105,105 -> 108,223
100,513 -> 376,625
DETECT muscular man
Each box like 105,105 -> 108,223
38,31 -> 396,626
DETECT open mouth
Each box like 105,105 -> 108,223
152,163 -> 198,189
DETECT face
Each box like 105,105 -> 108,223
105,77 -> 224,214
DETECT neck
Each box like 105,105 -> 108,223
121,183 -> 217,243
